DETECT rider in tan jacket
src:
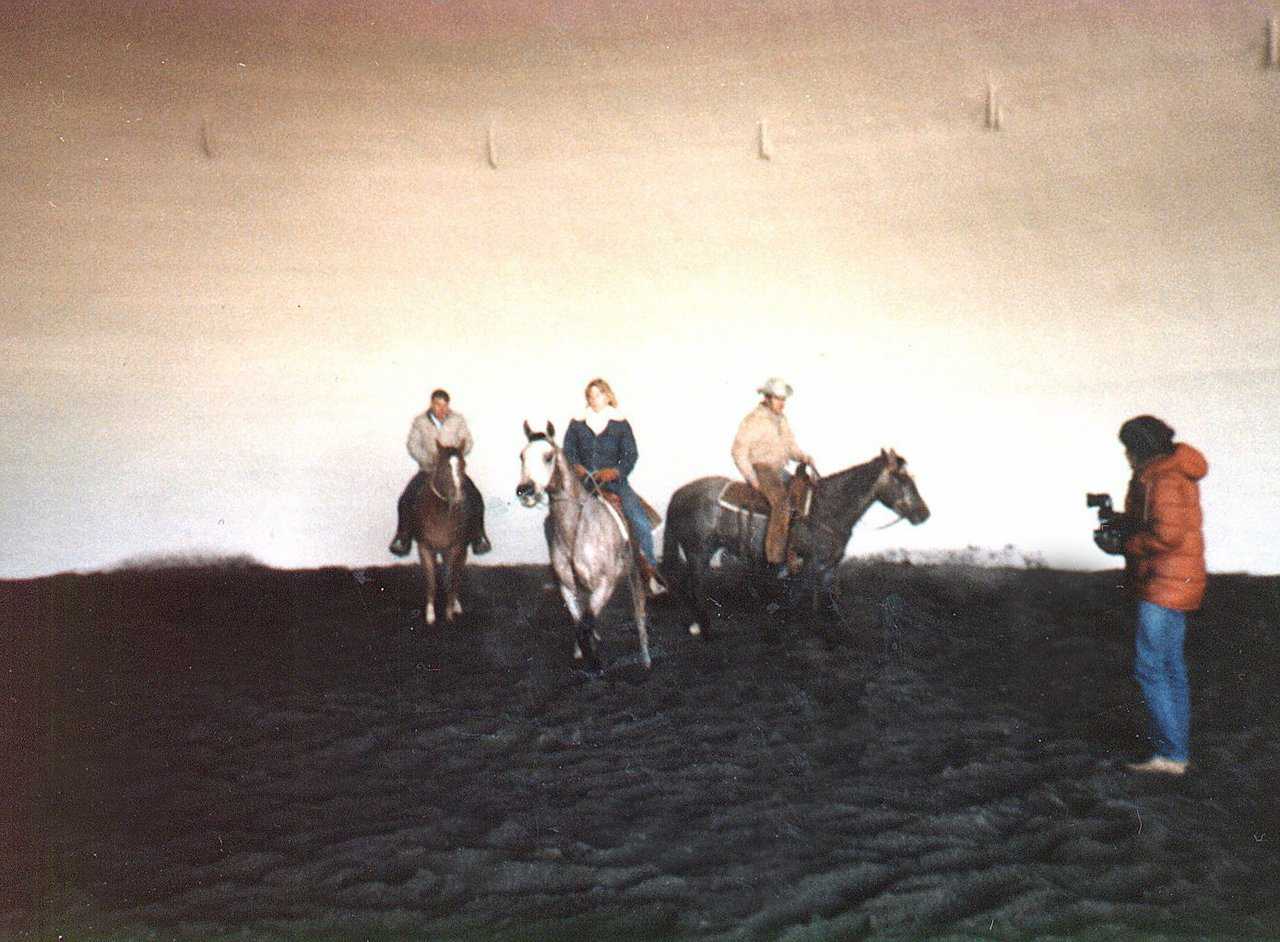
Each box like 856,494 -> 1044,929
731,378 -> 814,573
390,388 -> 491,557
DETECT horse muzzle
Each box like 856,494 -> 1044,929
905,503 -> 931,525
515,482 -> 539,507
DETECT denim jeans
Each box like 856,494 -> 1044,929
615,484 -> 657,565
1134,600 -> 1190,762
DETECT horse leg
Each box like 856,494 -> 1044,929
577,609 -> 602,672
558,582 -> 592,661
444,543 -> 467,622
577,574 -> 623,670
684,550 -> 714,640
418,545 -> 437,627
626,557 -> 651,669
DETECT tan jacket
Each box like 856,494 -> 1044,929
731,403 -> 806,482
407,410 -> 473,472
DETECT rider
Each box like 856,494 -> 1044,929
389,388 -> 492,557
563,378 -> 667,596
731,377 -> 816,575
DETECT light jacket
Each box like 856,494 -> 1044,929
1123,442 -> 1209,611
406,410 -> 473,472
731,403 -> 806,481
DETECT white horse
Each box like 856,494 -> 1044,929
516,421 -> 651,671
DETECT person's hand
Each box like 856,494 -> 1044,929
747,475 -> 761,491
573,464 -> 589,478
595,467 -> 620,484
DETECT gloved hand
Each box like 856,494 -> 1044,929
594,467 -> 620,484
573,464 -> 589,478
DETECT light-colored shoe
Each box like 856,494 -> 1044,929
1125,756 -> 1188,776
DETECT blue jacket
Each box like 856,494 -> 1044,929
563,413 -> 639,491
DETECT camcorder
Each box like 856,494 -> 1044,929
1086,492 -> 1130,556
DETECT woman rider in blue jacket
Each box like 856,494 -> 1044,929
563,378 -> 667,596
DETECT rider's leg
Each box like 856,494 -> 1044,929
754,465 -> 791,567
390,471 -> 426,556
619,486 -> 666,594
463,475 -> 491,554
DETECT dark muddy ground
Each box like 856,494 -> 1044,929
4,558 -> 1279,941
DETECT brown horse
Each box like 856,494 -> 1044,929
412,446 -> 473,627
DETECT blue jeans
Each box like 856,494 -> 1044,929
1134,600 -> 1190,762
614,484 -> 657,565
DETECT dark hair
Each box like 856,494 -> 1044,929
1119,415 -> 1175,463
430,389 -> 451,403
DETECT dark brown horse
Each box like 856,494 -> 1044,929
412,446 -> 474,627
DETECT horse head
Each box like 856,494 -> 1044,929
431,446 -> 467,508
872,449 -> 931,524
517,420 -> 559,507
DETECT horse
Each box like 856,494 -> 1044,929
411,446 -> 474,627
662,449 -> 930,636
516,421 -> 651,671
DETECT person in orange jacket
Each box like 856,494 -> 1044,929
1116,415 -> 1208,776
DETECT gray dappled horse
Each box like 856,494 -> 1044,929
662,449 -> 930,636
412,446 -> 474,627
516,421 -> 652,671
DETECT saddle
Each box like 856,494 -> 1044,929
718,467 -> 813,518
594,489 -> 663,546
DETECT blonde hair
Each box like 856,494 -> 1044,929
584,378 -> 618,408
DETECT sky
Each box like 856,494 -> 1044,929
3,0 -> 1279,579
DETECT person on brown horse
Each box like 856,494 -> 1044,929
562,378 -> 667,597
731,377 -> 816,576
389,387 -> 492,558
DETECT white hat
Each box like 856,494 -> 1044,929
757,377 -> 793,399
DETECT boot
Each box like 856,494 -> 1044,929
471,534 -> 492,555
638,556 -> 668,596
784,548 -> 802,577
1125,756 -> 1188,776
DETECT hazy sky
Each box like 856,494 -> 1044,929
3,0 -> 1278,578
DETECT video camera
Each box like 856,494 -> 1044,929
1086,492 -> 1128,556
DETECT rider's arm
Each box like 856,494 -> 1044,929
616,421 -> 639,479
781,416 -> 808,465
452,413 -> 474,456
562,420 -> 584,470
407,415 -> 433,467
730,416 -> 759,487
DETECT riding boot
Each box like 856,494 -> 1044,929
464,476 -> 492,555
637,554 -> 668,596
390,472 -> 425,557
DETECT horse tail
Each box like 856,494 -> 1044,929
661,507 -> 683,579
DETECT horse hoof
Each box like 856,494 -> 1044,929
450,599 -> 463,616
425,604 -> 436,626
688,623 -> 702,636
573,643 -> 583,660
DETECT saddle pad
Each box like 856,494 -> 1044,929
718,480 -> 770,515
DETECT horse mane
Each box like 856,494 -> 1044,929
815,452 -> 886,501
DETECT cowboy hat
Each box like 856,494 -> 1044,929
757,377 -> 793,399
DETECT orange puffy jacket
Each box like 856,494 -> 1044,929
1122,443 -> 1208,611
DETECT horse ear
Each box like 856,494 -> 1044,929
883,448 -> 898,470
545,421 -> 555,440
523,420 -> 534,441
